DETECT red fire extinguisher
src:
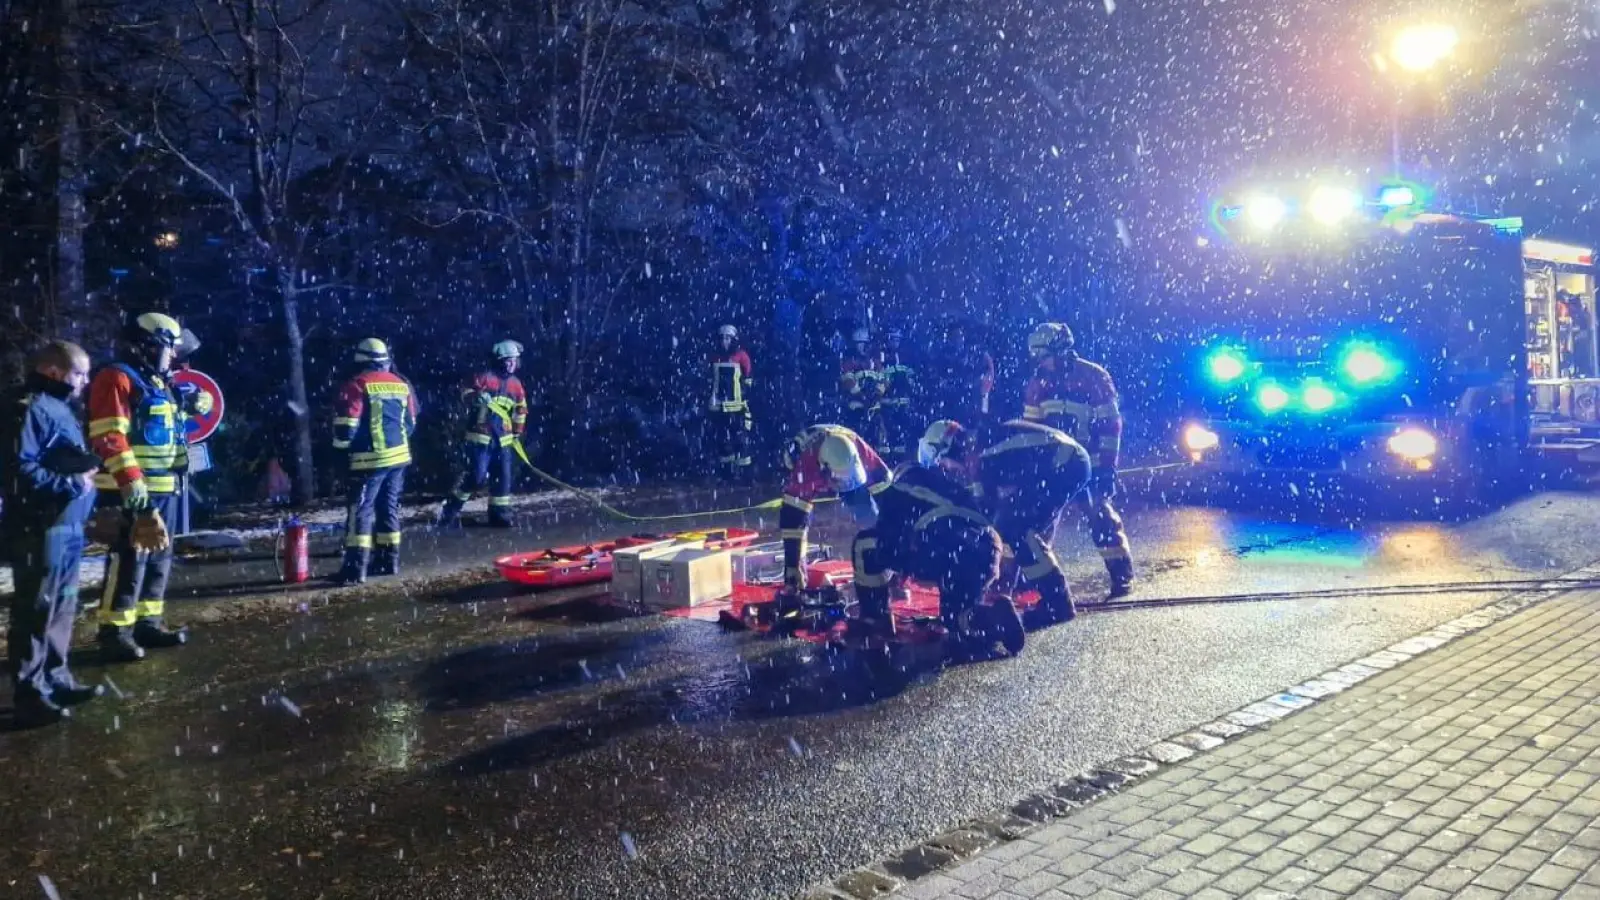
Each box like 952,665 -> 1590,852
281,516 -> 310,584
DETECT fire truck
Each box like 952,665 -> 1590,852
1168,181 -> 1598,501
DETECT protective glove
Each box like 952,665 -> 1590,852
1091,467 -> 1118,500
177,382 -> 213,416
130,508 -> 171,553
121,480 -> 152,512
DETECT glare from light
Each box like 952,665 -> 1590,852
1342,345 -> 1394,384
1243,194 -> 1289,231
1205,349 -> 1248,384
1390,24 -> 1459,73
1379,186 -> 1418,208
1308,186 -> 1362,226
1387,427 -> 1439,460
1183,423 -> 1221,453
1256,383 -> 1291,413
1302,382 -> 1338,412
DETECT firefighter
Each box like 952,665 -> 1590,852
839,328 -> 884,444
88,313 -> 199,662
928,319 -> 995,424
849,455 -> 1018,652
708,324 -> 754,479
3,341 -> 103,724
878,328 -> 919,459
920,418 -> 1091,624
1022,323 -> 1134,597
332,339 -> 419,584
437,340 -> 528,529
777,424 -> 894,621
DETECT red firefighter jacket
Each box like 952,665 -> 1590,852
88,364 -> 189,495
1022,357 -> 1123,471
333,370 -> 419,471
462,371 -> 528,446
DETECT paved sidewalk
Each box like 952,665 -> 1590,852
899,591 -> 1600,900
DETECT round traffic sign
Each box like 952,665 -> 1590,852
173,368 -> 225,444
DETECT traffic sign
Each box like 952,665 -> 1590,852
173,368 -> 225,444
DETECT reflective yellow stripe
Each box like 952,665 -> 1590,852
892,481 -> 959,511
496,435 -> 518,447
94,474 -> 177,492
333,416 -> 360,428
868,478 -> 894,495
981,430 -> 1069,458
1022,405 -> 1045,420
465,433 -> 493,445
132,447 -> 179,466
332,439 -> 352,450
1092,402 -> 1121,418
365,383 -> 411,397
350,446 -> 412,469
89,416 -> 131,438
346,533 -> 374,549
489,496 -> 512,507
103,450 -> 139,472
374,532 -> 402,547
780,528 -> 807,540
136,599 -> 164,619
913,505 -> 992,531
1022,533 -> 1061,580
782,496 -> 815,513
453,491 -> 472,502
100,605 -> 137,627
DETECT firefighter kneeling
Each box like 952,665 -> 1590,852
776,425 -> 893,625
921,418 -> 1090,625
849,459 -> 1022,656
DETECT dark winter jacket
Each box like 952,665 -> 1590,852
1,373 -> 99,536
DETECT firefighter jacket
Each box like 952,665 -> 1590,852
710,347 -> 754,413
973,419 -> 1092,511
333,369 -> 419,471
779,425 -> 893,583
1023,357 -> 1123,471
88,363 -> 189,495
839,353 -> 885,410
461,370 -> 528,446
2,373 -> 100,535
874,462 -> 990,560
880,351 -> 916,408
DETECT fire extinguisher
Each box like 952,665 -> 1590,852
280,516 -> 310,584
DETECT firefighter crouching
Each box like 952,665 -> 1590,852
850,458 -> 1018,652
709,324 -> 754,480
1023,323 -> 1134,597
839,328 -> 885,444
88,313 -> 199,662
333,339 -> 419,585
921,418 -> 1091,624
437,340 -> 528,529
878,329 -> 919,460
777,425 -> 893,621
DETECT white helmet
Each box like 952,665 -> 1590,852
493,339 -> 523,361
918,420 -> 969,468
851,328 -> 871,344
718,324 -> 738,340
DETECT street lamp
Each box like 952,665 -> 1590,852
1382,23 -> 1459,176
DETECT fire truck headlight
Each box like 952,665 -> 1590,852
1308,186 -> 1361,226
1387,427 -> 1438,460
1339,342 -> 1399,385
1205,348 -> 1248,384
1243,194 -> 1288,231
1183,423 -> 1221,454
1302,382 -> 1338,412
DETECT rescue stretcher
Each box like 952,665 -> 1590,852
493,527 -> 760,588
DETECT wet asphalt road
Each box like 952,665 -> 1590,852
3,486 -> 1599,900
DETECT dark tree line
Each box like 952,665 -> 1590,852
3,0 -> 1596,504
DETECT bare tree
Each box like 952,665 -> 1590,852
95,0 -> 394,504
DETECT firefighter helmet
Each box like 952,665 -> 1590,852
493,340 -> 523,361
353,338 -> 391,364
124,312 -> 182,349
1028,323 -> 1075,359
918,420 -> 970,468
718,324 -> 738,340
851,328 -> 871,344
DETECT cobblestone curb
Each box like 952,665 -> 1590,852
798,566 -> 1600,900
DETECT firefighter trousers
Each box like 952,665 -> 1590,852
8,526 -> 84,700
1077,491 -> 1133,585
851,518 -> 1002,626
445,441 -> 515,523
994,468 -> 1090,608
709,406 -> 752,473
98,490 -> 179,628
344,465 -> 406,563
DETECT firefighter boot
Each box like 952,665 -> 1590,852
1106,558 -> 1134,599
98,625 -> 146,663
845,588 -> 897,646
134,617 -> 189,649
1037,572 -> 1077,624
370,547 -> 400,578
486,507 -> 514,528
333,548 -> 369,586
435,498 -> 465,530
983,597 -> 1027,657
